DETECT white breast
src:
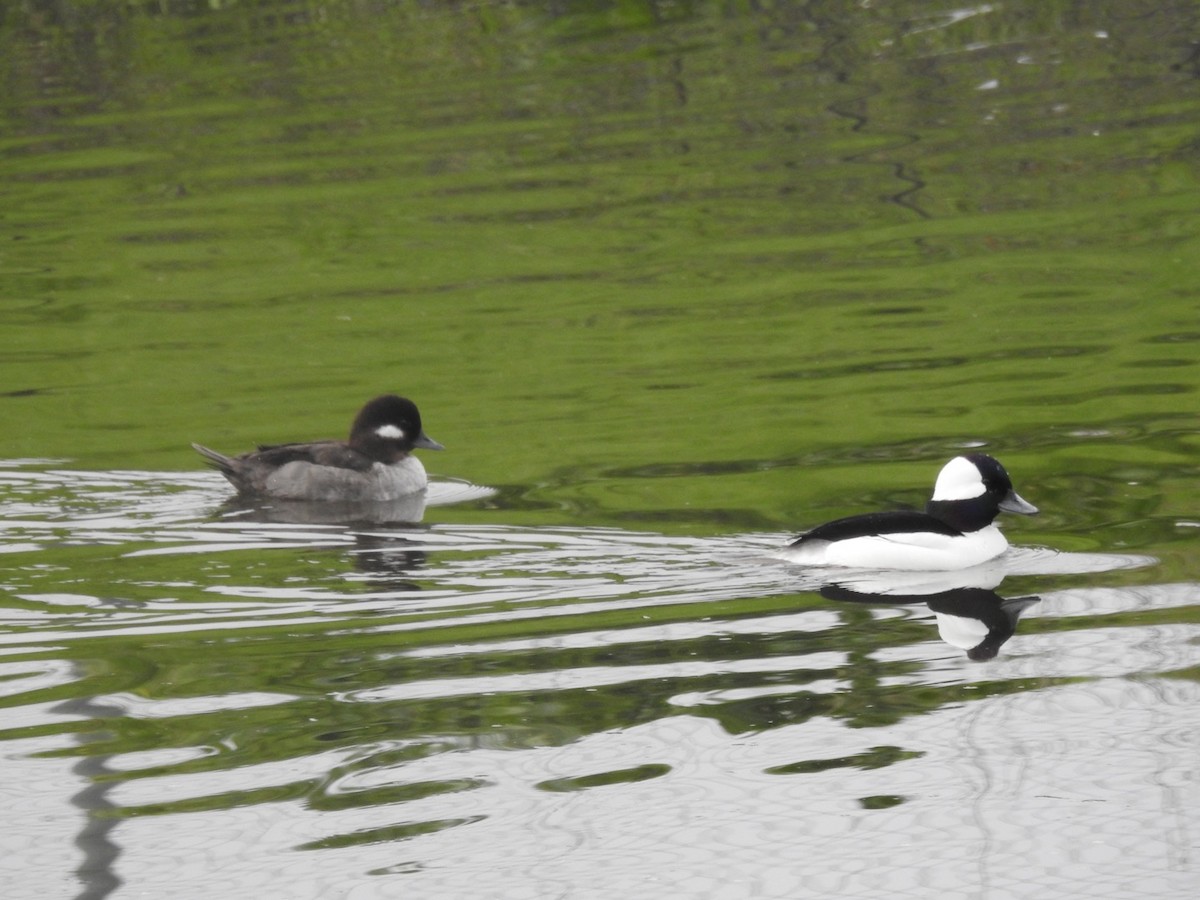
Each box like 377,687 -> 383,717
367,458 -> 429,500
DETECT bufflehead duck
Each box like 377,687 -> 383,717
193,394 -> 443,501
776,453 -> 1038,570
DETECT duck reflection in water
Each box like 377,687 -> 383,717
225,492 -> 430,527
204,480 -> 496,589
820,580 -> 1039,661
216,494 -> 431,589
783,542 -> 1158,660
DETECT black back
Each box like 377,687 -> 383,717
789,454 -> 1025,546
251,441 -> 375,472
790,510 -> 961,547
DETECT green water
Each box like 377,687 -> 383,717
1,2 -> 1198,899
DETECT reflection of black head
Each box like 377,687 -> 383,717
926,591 -> 1040,661
819,583 -> 1039,661
352,532 -> 428,583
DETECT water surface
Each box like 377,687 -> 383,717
2,2 -> 1198,898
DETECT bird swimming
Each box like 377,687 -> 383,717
193,394 -> 443,502
775,453 -> 1038,571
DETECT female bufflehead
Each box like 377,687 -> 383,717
776,453 -> 1038,571
193,394 -> 443,502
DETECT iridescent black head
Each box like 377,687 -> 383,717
349,395 -> 444,461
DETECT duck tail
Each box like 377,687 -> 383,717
192,443 -> 235,474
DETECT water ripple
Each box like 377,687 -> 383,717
0,463 -> 1195,900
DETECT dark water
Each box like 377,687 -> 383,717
2,2 -> 1199,898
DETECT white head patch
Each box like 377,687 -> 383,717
931,456 -> 986,501
375,424 -> 405,440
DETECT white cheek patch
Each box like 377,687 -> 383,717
375,424 -> 405,440
931,456 -> 987,501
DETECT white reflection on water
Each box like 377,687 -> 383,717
0,465 -> 1196,900
340,650 -> 851,704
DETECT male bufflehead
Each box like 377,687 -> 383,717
776,453 -> 1038,571
193,394 -> 443,502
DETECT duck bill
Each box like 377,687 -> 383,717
999,490 -> 1038,516
414,431 -> 445,451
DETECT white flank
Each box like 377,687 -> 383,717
930,456 -> 986,501
774,525 -> 1008,571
